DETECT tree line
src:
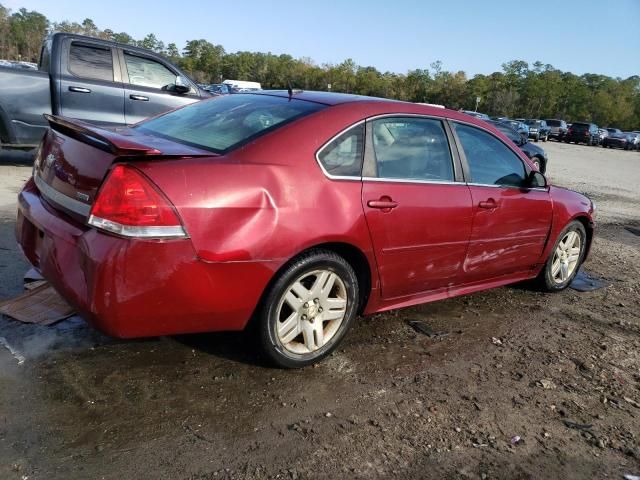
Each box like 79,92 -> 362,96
1,4 -> 639,129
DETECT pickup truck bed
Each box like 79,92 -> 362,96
0,66 -> 52,146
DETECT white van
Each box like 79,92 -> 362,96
222,80 -> 262,91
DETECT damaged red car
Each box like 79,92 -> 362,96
16,91 -> 595,367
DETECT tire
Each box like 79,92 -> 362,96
534,134 -> 540,142
537,221 -> 587,292
257,249 -> 359,368
532,158 -> 541,171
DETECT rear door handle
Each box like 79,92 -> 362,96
129,94 -> 149,101
478,198 -> 498,209
68,86 -> 91,93
367,197 -> 398,211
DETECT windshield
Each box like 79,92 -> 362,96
137,94 -> 326,153
525,120 -> 541,126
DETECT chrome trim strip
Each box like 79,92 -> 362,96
465,182 -> 548,192
362,177 -> 462,186
88,215 -> 187,238
34,174 -> 91,217
315,120 -> 365,181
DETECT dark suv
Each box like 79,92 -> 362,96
546,119 -> 568,141
525,119 -> 551,142
565,122 -> 599,145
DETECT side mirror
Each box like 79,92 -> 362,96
527,170 -> 547,188
165,75 -> 190,94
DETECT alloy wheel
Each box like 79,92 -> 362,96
275,269 -> 348,354
550,230 -> 582,284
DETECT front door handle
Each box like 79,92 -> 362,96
130,94 -> 149,101
367,196 -> 398,211
68,86 -> 91,93
478,198 -> 498,209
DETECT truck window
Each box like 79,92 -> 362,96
124,53 -> 178,90
69,43 -> 114,82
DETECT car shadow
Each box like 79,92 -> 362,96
171,330 -> 269,367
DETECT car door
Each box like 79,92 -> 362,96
361,116 -> 473,299
119,50 -> 202,124
58,39 -> 125,126
451,121 -> 552,283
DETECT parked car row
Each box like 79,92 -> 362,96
467,110 -> 639,151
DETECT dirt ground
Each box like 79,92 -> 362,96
0,142 -> 639,480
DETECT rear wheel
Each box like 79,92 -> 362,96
537,221 -> 587,292
258,250 -> 359,368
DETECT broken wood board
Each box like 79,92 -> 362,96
0,283 -> 75,326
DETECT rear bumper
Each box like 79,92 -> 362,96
15,178 -> 277,338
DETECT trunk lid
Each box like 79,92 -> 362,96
34,115 -> 212,220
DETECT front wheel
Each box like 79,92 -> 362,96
537,221 -> 587,291
532,158 -> 541,171
258,250 -> 359,368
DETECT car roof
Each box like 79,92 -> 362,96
249,90 -> 399,106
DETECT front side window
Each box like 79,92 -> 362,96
124,53 -> 178,90
69,43 -> 113,82
370,117 -> 454,181
317,124 -> 364,177
453,123 -> 527,187
137,94 -> 326,153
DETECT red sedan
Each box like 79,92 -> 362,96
16,92 -> 595,368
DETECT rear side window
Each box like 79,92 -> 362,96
137,94 -> 326,153
124,53 -> 177,90
370,117 -> 454,181
453,123 -> 526,187
69,43 -> 114,82
318,124 -> 364,177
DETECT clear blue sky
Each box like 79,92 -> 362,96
5,0 -> 640,78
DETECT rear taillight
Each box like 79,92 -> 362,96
88,164 -> 186,238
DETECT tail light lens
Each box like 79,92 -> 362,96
88,164 -> 186,238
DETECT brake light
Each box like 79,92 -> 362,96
88,164 -> 186,238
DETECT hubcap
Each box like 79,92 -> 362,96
551,230 -> 582,284
275,270 -> 348,355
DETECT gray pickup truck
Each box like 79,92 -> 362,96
0,32 -> 210,148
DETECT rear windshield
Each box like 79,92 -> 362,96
137,94 -> 326,153
546,120 -> 561,127
525,120 -> 541,126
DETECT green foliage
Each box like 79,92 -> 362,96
0,2 -> 638,128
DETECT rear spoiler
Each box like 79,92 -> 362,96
44,114 -> 163,156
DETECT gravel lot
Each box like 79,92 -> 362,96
0,142 -> 639,480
